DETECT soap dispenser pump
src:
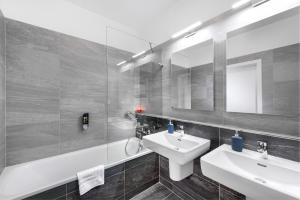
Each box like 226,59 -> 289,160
168,120 -> 174,134
231,130 -> 243,152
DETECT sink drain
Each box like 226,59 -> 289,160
254,177 -> 267,184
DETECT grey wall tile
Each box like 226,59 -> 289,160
58,33 -> 108,153
5,19 -> 60,165
0,10 -> 5,173
5,19 -> 139,164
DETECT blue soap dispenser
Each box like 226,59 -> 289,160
168,120 -> 174,134
231,130 -> 243,152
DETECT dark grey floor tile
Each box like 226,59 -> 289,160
130,183 -> 171,200
160,177 -> 193,200
220,185 -> 245,200
164,193 -> 182,200
125,178 -> 159,200
55,196 -> 67,200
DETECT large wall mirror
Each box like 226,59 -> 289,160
226,9 -> 300,116
171,39 -> 214,111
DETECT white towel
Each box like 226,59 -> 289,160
77,165 -> 105,195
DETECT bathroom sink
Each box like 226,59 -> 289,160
201,144 -> 300,200
143,131 -> 210,181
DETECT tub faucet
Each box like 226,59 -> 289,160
257,141 -> 268,159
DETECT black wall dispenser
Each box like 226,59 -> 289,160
82,113 -> 89,131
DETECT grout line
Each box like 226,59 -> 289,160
193,173 -> 219,187
218,183 -> 221,200
162,192 -> 172,200
160,176 -> 196,200
160,182 -> 183,200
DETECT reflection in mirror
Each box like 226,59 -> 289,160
137,62 -> 163,115
171,39 -> 214,111
226,9 -> 300,116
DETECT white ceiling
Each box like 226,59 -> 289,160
67,0 -> 179,30
66,0 -> 237,44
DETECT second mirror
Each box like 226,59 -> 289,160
171,39 -> 214,111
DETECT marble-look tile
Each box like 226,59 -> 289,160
58,33 -> 108,154
182,123 -> 219,150
6,19 -> 60,165
130,183 -> 171,200
67,172 -> 125,200
125,152 -> 158,170
220,128 -> 300,162
24,185 -> 66,200
125,154 -> 159,199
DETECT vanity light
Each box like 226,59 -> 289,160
232,0 -> 251,9
171,21 -> 202,39
132,50 -> 146,58
117,60 -> 127,66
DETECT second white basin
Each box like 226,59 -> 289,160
201,144 -> 300,200
143,131 -> 210,181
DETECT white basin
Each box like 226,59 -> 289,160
201,144 -> 300,200
143,131 -> 210,181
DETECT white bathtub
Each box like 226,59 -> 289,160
0,138 -> 152,200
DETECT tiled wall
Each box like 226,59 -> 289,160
5,18 -> 137,166
159,21 -> 299,138
24,153 -> 159,200
138,115 -> 300,200
0,10 -> 5,173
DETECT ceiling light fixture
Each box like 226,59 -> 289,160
252,0 -> 271,7
232,0 -> 251,9
117,60 -> 127,66
171,21 -> 202,39
184,31 -> 197,38
132,51 -> 146,58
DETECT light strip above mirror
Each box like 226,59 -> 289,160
232,0 -> 251,9
171,21 -> 202,39
132,50 -> 146,58
117,60 -> 127,66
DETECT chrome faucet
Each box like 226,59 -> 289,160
257,141 -> 268,159
176,125 -> 185,139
